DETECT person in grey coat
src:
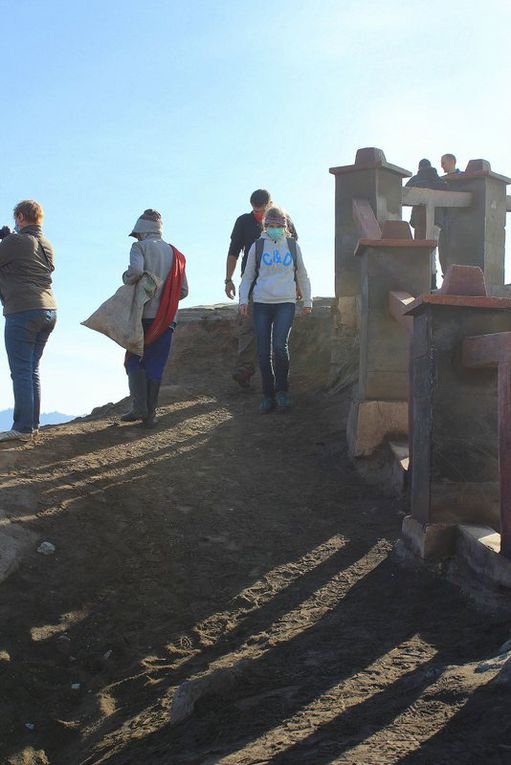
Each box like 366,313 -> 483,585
121,209 -> 188,426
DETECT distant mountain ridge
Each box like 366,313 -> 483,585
0,409 -> 76,430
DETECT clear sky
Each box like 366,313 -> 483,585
1,0 -> 510,415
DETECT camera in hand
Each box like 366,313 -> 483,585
0,225 -> 11,240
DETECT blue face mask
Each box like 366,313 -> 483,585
267,226 -> 284,240
13,224 -> 20,233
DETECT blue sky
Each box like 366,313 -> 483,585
1,0 -> 510,414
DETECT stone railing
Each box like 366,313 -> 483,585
401,187 -> 472,239
346,212 -> 434,457
331,149 -> 511,323
332,148 -> 511,594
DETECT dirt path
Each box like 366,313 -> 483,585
1,370 -> 511,765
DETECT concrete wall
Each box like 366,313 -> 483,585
444,172 -> 508,287
330,148 -> 410,299
358,244 -> 432,401
410,302 -> 511,529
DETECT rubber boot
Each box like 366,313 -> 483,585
144,379 -> 161,428
120,368 -> 148,422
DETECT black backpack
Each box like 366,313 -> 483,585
249,237 -> 298,298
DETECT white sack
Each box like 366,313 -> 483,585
81,272 -> 159,356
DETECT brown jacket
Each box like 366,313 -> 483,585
0,225 -> 57,315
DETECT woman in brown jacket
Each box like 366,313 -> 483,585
0,200 -> 57,442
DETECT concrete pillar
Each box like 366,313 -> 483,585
402,290 -> 511,559
464,331 -> 511,558
347,222 -> 435,456
441,160 -> 511,287
329,148 -> 411,302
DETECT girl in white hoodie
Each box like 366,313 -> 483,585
239,206 -> 312,413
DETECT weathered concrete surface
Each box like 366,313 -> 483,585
430,483 -> 500,526
356,234 -> 433,401
330,147 -> 410,300
347,399 -> 408,457
463,330 -> 511,558
456,524 -> 511,589
337,296 -> 360,331
352,197 -> 381,239
442,161 -> 511,287
402,186 -> 472,239
388,291 -> 415,335
329,297 -> 361,394
406,299 -> 511,534
401,515 -> 457,560
329,303 -> 360,394
346,225 -> 433,459
489,283 -> 511,298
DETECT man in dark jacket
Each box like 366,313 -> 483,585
405,158 -> 447,237
0,200 -> 57,442
406,160 -> 447,288
224,189 -> 297,388
438,153 -> 462,275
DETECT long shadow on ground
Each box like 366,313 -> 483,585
0,385 -> 508,765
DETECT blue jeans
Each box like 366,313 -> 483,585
253,302 -> 295,398
4,309 -> 57,433
125,319 -> 174,381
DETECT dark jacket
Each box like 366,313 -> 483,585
0,225 -> 57,315
405,167 -> 447,229
228,212 -> 298,274
405,165 -> 447,191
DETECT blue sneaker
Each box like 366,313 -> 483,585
259,397 -> 276,414
276,391 -> 290,411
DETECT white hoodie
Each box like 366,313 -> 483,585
239,233 -> 312,307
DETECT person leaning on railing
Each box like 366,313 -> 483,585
405,159 -> 447,288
